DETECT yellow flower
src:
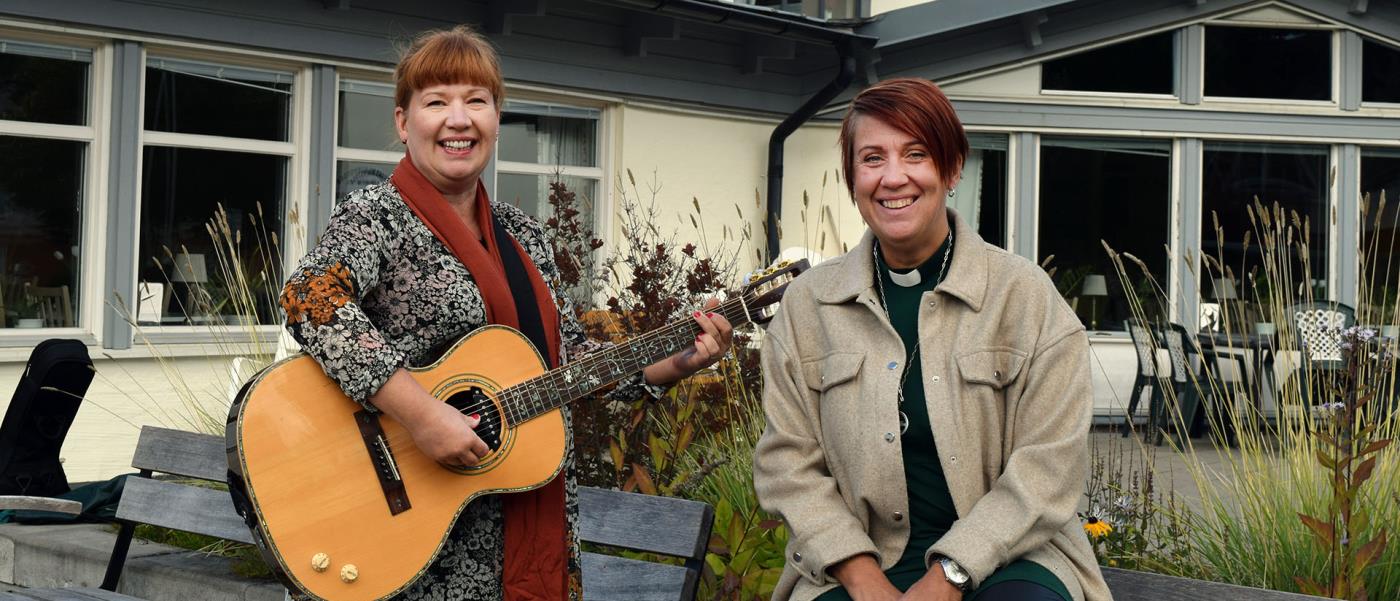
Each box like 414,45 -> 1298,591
1084,517 -> 1113,539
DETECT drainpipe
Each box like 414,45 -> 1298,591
767,45 -> 857,263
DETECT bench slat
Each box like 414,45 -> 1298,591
1103,567 -> 1331,600
131,426 -> 227,482
114,477 -> 253,545
2,588 -> 140,601
0,496 -> 83,515
580,552 -> 695,601
578,486 -> 713,560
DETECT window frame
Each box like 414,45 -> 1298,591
134,47 -> 307,341
1358,33 -> 1400,109
332,73 -> 401,209
0,29 -> 108,345
1038,30 -> 1181,100
1199,22 -> 1341,107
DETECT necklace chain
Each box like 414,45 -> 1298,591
874,228 -> 953,435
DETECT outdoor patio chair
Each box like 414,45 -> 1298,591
1158,322 -> 1210,445
1287,301 -> 1355,410
1121,318 -> 1166,442
23,284 -> 73,329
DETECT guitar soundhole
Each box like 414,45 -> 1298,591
445,387 -> 504,452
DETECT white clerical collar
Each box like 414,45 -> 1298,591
887,267 -> 922,288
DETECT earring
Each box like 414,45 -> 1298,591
947,189 -> 957,199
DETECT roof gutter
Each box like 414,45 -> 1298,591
766,47 -> 857,262
590,0 -> 876,263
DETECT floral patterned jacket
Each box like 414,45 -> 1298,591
280,180 -> 660,601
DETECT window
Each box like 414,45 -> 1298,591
1360,148 -> 1400,317
1042,32 -> 1175,95
1201,142 -> 1329,313
493,101 -> 602,222
335,79 -> 399,203
1204,26 -> 1331,101
1362,38 -> 1400,104
0,40 -> 91,331
1039,137 -> 1172,331
139,57 -> 291,327
959,134 -> 1008,249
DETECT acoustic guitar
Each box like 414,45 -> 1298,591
225,260 -> 806,601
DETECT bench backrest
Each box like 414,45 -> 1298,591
577,486 -> 714,601
1103,567 -> 1332,600
108,427 -> 714,601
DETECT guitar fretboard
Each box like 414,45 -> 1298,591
496,295 -> 753,425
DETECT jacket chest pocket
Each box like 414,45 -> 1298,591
955,349 -> 1027,394
801,352 -> 865,402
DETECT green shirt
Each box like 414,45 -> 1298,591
815,238 -> 1069,601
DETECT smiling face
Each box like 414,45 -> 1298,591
850,114 -> 959,269
394,82 -> 499,201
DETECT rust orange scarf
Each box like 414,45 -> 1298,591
391,155 -> 568,601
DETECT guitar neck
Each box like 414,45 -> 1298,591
501,296 -> 752,425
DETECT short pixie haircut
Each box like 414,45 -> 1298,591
394,25 -> 504,109
838,78 -> 967,195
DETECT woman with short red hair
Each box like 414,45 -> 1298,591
280,25 -> 732,600
753,78 -> 1110,601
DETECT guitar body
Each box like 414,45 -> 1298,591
229,326 -> 565,601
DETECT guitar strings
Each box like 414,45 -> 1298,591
378,296 -> 748,452
378,283 -> 774,456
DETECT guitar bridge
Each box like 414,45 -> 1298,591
355,410 -> 411,515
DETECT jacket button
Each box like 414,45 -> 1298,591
887,361 -> 898,370
931,375 -> 941,383
993,369 -> 1002,378
820,375 -> 825,383
893,511 -> 904,521
950,455 -> 957,462
884,432 -> 895,443
793,552 -> 802,562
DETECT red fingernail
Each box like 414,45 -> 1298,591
708,312 -> 717,318
470,413 -> 480,421
693,311 -> 702,317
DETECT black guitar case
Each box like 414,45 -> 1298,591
0,338 -> 94,496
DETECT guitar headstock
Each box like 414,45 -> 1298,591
738,259 -> 809,326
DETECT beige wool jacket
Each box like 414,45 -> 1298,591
752,210 -> 1111,601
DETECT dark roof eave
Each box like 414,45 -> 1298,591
589,0 -> 878,49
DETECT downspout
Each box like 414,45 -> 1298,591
767,45 -> 857,263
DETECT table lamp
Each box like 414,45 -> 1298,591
1081,274 -> 1108,330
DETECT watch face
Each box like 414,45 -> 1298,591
941,558 -> 970,586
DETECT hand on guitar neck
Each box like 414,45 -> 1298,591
369,297 -> 733,468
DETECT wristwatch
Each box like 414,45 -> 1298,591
936,556 -> 973,592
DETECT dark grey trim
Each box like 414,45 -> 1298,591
1337,144 -> 1360,306
103,39 -> 142,350
1341,31 -> 1362,111
307,64 -> 336,244
1014,132 -> 1038,261
953,100 -> 1400,141
1177,138 -> 1203,325
1180,25 -> 1203,105
861,0 -> 1078,48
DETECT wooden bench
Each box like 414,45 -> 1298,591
1,426 -> 713,601
1103,566 -> 1331,600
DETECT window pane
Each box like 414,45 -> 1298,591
335,160 -> 395,205
499,112 -> 597,167
966,134 -> 1008,249
145,58 -> 292,141
1201,142 -> 1329,312
1040,137 -> 1172,330
1363,38 -> 1400,104
1205,26 -> 1331,101
0,41 -> 89,125
0,136 -> 84,329
1042,32 -> 1175,95
338,80 -> 398,152
140,147 -> 285,325
496,173 -> 597,222
1360,149 -> 1400,317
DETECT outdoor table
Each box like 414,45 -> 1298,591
1196,331 -> 1275,439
